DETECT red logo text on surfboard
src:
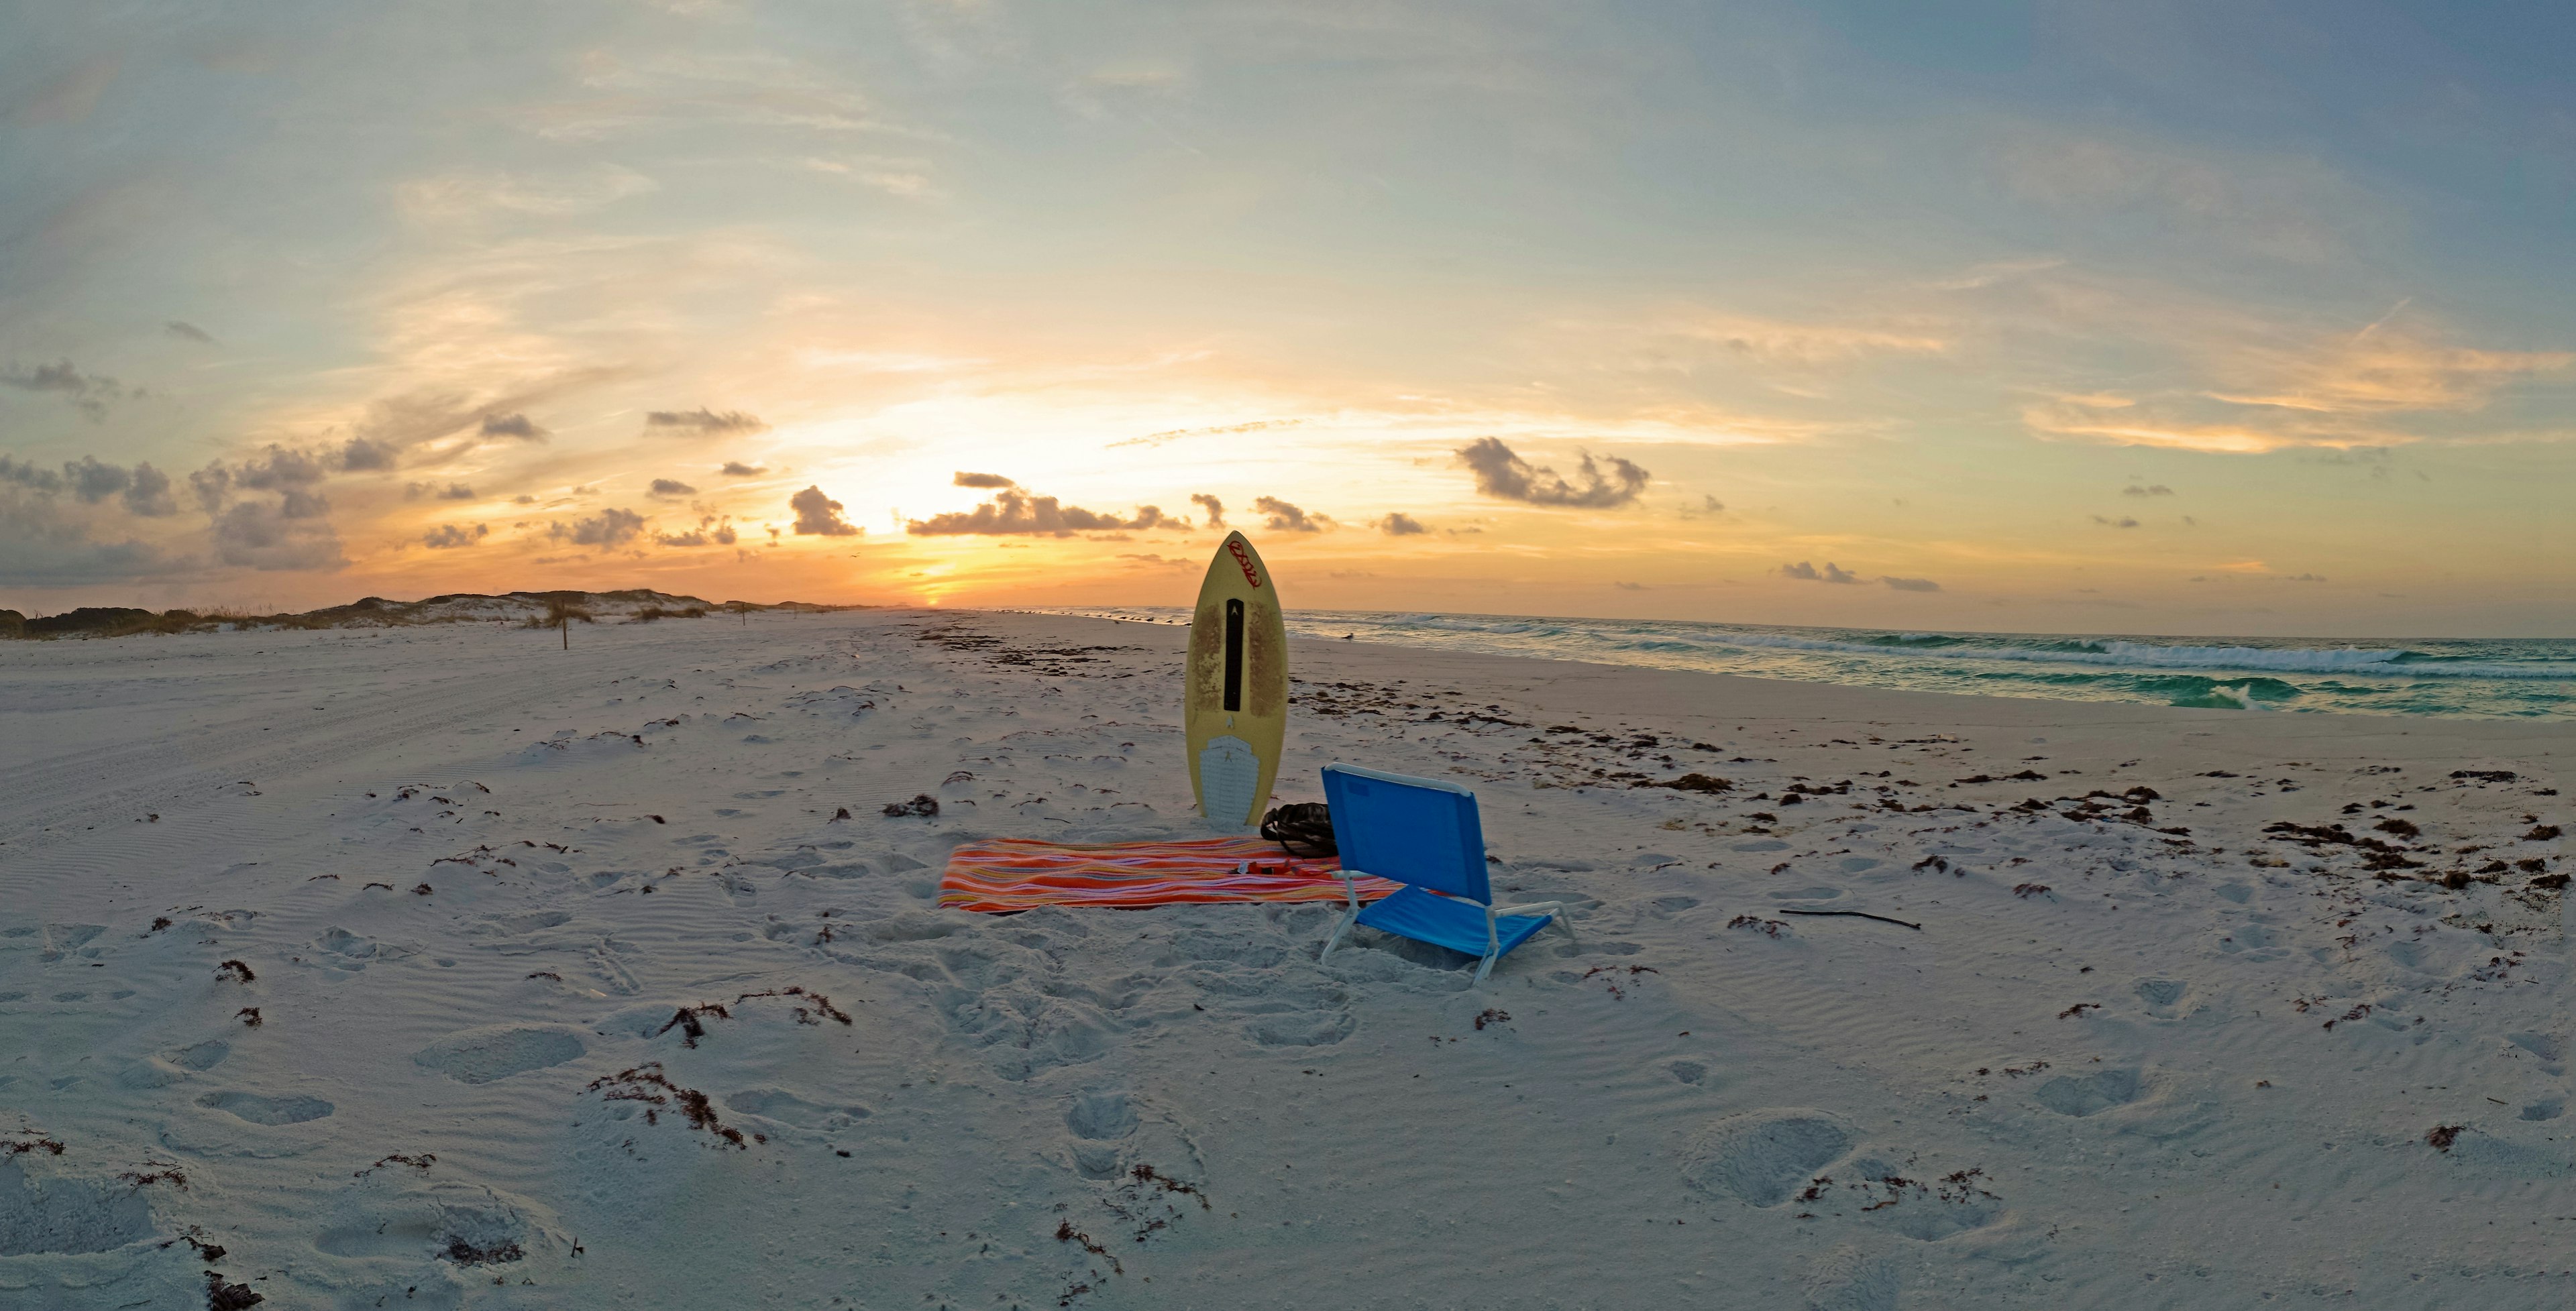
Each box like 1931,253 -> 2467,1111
1226,538 -> 1263,588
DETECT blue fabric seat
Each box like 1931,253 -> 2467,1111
1316,763 -> 1572,984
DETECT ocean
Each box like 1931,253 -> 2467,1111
1039,608 -> 2576,720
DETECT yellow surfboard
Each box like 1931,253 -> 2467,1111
1185,532 -> 1289,830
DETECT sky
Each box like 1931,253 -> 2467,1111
4,0 -> 2575,636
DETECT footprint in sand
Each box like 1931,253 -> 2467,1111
1062,1090 -> 1141,1179
2506,1031 -> 2566,1074
1833,1154 -> 2002,1239
413,1026 -> 587,1084
312,927 -> 377,968
1242,996 -> 1357,1049
2133,978 -> 2190,1019
1680,1108 -> 1855,1206
1802,1245 -> 1897,1311
724,1088 -> 872,1133
478,911 -> 574,936
2031,1068 -> 2144,1117
1666,1058 -> 1718,1086
2436,1129 -> 2574,1180
314,1174 -> 566,1267
0,1164 -> 156,1255
197,1090 -> 335,1125
38,923 -> 105,962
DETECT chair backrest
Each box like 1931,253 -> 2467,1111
1320,763 -> 1490,905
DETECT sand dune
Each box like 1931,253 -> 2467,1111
1,609 -> 2569,1308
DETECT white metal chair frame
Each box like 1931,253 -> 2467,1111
1313,764 -> 1574,984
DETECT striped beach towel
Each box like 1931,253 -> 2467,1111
939,836 -> 1402,913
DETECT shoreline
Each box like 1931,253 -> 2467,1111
1038,605 -> 2576,722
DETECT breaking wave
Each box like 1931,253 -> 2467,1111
1035,607 -> 2576,720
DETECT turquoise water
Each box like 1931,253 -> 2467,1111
1037,608 -> 2576,720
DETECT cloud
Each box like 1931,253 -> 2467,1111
1881,575 -> 1941,592
423,523 -> 489,549
657,515 -> 739,548
550,507 -> 647,548
2123,484 -> 2175,497
1254,496 -> 1326,532
228,445 -> 329,492
212,498 -> 345,570
1456,437 -> 1648,508
647,408 -> 769,435
164,321 -> 216,345
1108,418 -> 1303,450
2,359 -> 133,420
480,412 -> 547,441
0,490 -> 184,583
791,486 -> 861,536
188,466 -> 229,511
953,471 -> 1014,488
339,437 -> 398,471
2092,515 -> 2142,528
2023,320 -> 2576,455
906,488 -> 1180,536
13,58 -> 119,126
1614,581 -> 1647,591
397,164 -> 660,223
3,454 -> 176,516
1781,561 -> 1860,583
648,478 -> 698,498
405,481 -> 476,501
1377,512 -> 1428,536
1189,493 -> 1224,527
121,462 -> 176,516
1994,131 -> 2350,264
719,461 -> 765,477
0,455 -> 66,493
2215,331 -> 2575,416
1666,314 -> 1949,366
64,455 -> 129,504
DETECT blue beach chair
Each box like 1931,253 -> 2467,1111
1315,763 -> 1572,984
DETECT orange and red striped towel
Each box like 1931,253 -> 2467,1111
938,836 -> 1402,913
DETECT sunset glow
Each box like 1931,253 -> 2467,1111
7,3 -> 2573,633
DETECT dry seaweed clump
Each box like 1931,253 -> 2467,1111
1640,774 -> 1733,794
654,1003 -> 732,1047
444,1235 -> 525,1265
583,1064 -> 761,1148
205,1271 -> 264,1309
737,986 -> 853,1025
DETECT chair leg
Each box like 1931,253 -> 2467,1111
1318,908 -> 1357,962
1553,914 -> 1578,947
1472,950 -> 1498,985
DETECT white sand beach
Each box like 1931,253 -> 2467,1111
3,607 -> 2571,1310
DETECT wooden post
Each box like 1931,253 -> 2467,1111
561,612 -> 568,650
